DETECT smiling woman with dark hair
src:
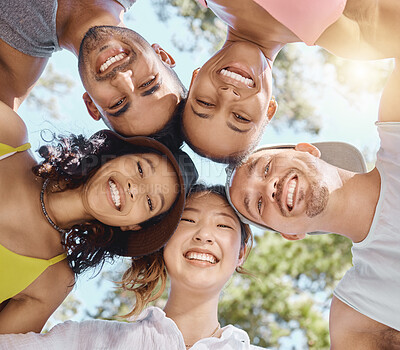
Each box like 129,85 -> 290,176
0,184 -> 264,349
0,101 -> 197,334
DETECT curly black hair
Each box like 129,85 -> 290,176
33,131 -> 172,275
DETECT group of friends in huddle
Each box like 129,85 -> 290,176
0,0 -> 399,349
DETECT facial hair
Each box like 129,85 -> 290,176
275,169 -> 329,218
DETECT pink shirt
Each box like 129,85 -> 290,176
197,0 -> 347,45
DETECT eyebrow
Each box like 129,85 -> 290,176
191,105 -> 211,119
141,82 -> 161,97
143,157 -> 155,173
191,104 -> 250,133
226,122 -> 250,133
243,195 -> 256,220
107,102 -> 131,117
247,157 -> 261,176
157,193 -> 165,213
215,212 -> 237,221
183,207 -> 200,213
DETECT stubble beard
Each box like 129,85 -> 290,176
276,169 -> 329,218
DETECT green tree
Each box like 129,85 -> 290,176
25,63 -> 75,119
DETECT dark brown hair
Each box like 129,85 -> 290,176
33,131 -> 172,275
120,183 -> 253,317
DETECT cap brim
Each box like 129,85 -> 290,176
225,141 -> 367,233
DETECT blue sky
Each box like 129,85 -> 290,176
18,0 -> 392,345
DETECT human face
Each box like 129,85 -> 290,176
183,41 -> 273,160
163,193 -> 244,293
229,148 -> 329,234
78,26 -> 183,136
83,153 -> 178,228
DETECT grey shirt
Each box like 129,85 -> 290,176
0,0 -> 136,58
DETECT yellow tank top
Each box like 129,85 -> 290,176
0,142 -> 31,160
0,245 -> 67,303
0,142 -> 67,303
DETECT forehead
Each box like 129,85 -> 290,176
186,193 -> 235,215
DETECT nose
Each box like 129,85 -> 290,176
264,176 -> 278,202
218,86 -> 240,101
127,181 -> 138,200
111,70 -> 134,93
192,226 -> 215,245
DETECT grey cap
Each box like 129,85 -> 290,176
225,141 -> 367,233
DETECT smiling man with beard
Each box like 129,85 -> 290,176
78,26 -> 186,141
226,62 -> 400,349
0,1 -> 185,146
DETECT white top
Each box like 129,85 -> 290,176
0,307 -> 267,349
334,122 -> 400,331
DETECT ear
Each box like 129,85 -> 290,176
151,43 -> 176,68
237,246 -> 247,267
294,143 -> 321,158
267,96 -> 278,121
120,224 -> 142,232
189,68 -> 201,90
280,232 -> 306,241
83,92 -> 102,121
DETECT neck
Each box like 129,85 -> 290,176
44,184 -> 92,230
56,0 -> 126,56
164,284 -> 220,347
312,168 -> 381,243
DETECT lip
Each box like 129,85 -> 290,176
95,46 -> 130,74
216,63 -> 256,89
183,248 -> 220,265
106,177 -> 126,212
281,174 -> 298,214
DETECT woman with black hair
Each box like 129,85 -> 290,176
0,184 -> 264,349
0,100 -> 197,334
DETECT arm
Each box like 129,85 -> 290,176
378,60 -> 400,122
329,296 -> 399,350
0,320 -> 80,350
0,260 -> 74,334
0,100 -> 28,146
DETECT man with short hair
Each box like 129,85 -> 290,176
0,0 -> 186,144
226,63 -> 400,348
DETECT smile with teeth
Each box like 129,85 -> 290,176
109,179 -> 121,210
185,251 -> 218,264
287,177 -> 298,211
99,53 -> 126,73
220,68 -> 254,87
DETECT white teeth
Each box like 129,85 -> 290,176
220,68 -> 254,87
99,53 -> 126,73
109,180 -> 121,210
287,178 -> 297,209
185,252 -> 217,264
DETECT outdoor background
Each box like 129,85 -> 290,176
20,1 -> 393,349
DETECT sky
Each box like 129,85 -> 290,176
17,0 -> 393,346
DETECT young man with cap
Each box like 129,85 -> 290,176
0,1 -> 186,144
226,62 -> 400,348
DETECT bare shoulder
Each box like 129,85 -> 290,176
0,100 -> 28,146
379,61 -> 400,123
330,296 -> 400,350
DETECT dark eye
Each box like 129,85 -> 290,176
147,196 -> 153,211
137,162 -> 143,177
197,99 -> 214,107
264,161 -> 271,177
140,76 -> 156,88
110,98 -> 126,109
233,113 -> 250,122
257,197 -> 262,215
217,224 -> 233,229
181,218 -> 195,223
